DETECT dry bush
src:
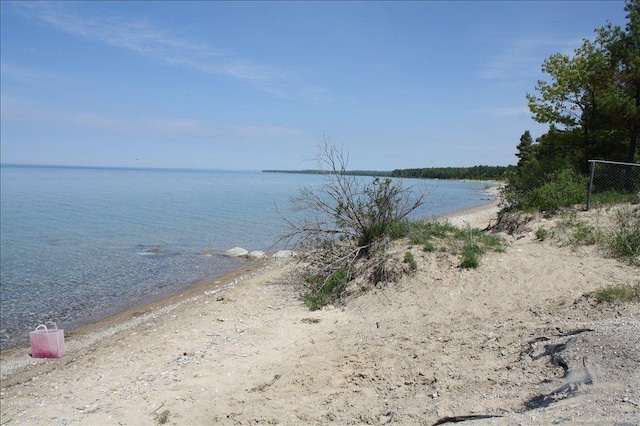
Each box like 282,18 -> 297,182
280,137 -> 428,309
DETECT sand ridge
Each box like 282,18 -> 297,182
1,203 -> 638,425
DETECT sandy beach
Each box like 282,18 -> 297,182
1,201 -> 638,425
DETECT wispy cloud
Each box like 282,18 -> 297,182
9,2 -> 315,95
477,37 -> 581,80
1,94 -> 306,142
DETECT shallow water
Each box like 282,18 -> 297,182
0,165 -> 495,347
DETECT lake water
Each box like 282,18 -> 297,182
0,165 -> 496,348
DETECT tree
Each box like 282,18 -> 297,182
526,38 -> 610,170
527,0 -> 640,166
602,0 -> 640,163
515,130 -> 534,167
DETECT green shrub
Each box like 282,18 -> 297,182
286,142 -> 429,310
460,241 -> 483,269
522,168 -> 587,212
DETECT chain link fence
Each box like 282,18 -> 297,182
586,160 -> 640,209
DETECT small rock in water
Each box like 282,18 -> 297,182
248,251 -> 265,259
225,247 -> 249,257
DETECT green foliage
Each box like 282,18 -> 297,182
591,190 -> 640,205
403,251 -> 417,270
509,1 -> 639,215
518,168 -> 588,212
502,130 -> 583,210
458,228 -> 503,269
571,222 -> 598,246
588,283 -> 640,303
408,221 -> 457,250
303,269 -> 351,311
386,218 -> 414,240
526,1 -> 640,166
298,217 -> 506,310
287,141 -> 427,253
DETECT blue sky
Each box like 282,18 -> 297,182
0,1 -> 628,171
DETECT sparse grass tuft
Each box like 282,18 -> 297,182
406,221 -> 503,269
551,205 -> 639,264
535,227 -> 548,241
605,209 -> 640,264
554,211 -> 600,247
403,251 -> 417,270
588,283 -> 640,303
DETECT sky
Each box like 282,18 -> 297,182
0,1 -> 629,171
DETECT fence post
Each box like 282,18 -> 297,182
586,160 -> 595,210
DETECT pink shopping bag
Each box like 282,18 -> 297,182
30,322 -> 65,358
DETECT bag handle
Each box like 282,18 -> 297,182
34,322 -> 58,332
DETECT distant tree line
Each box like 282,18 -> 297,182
264,167 -> 510,180
391,166 -> 513,181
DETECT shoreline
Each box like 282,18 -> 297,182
1,200 -> 638,424
0,198 -> 499,381
1,188 -> 500,352
0,258 -> 275,380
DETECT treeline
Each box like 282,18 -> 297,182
263,167 -> 510,180
391,165 -> 513,180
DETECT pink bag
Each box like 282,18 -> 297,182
30,322 -> 65,358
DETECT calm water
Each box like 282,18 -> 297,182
0,165 -> 495,348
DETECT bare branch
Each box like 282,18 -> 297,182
278,136 -> 429,308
